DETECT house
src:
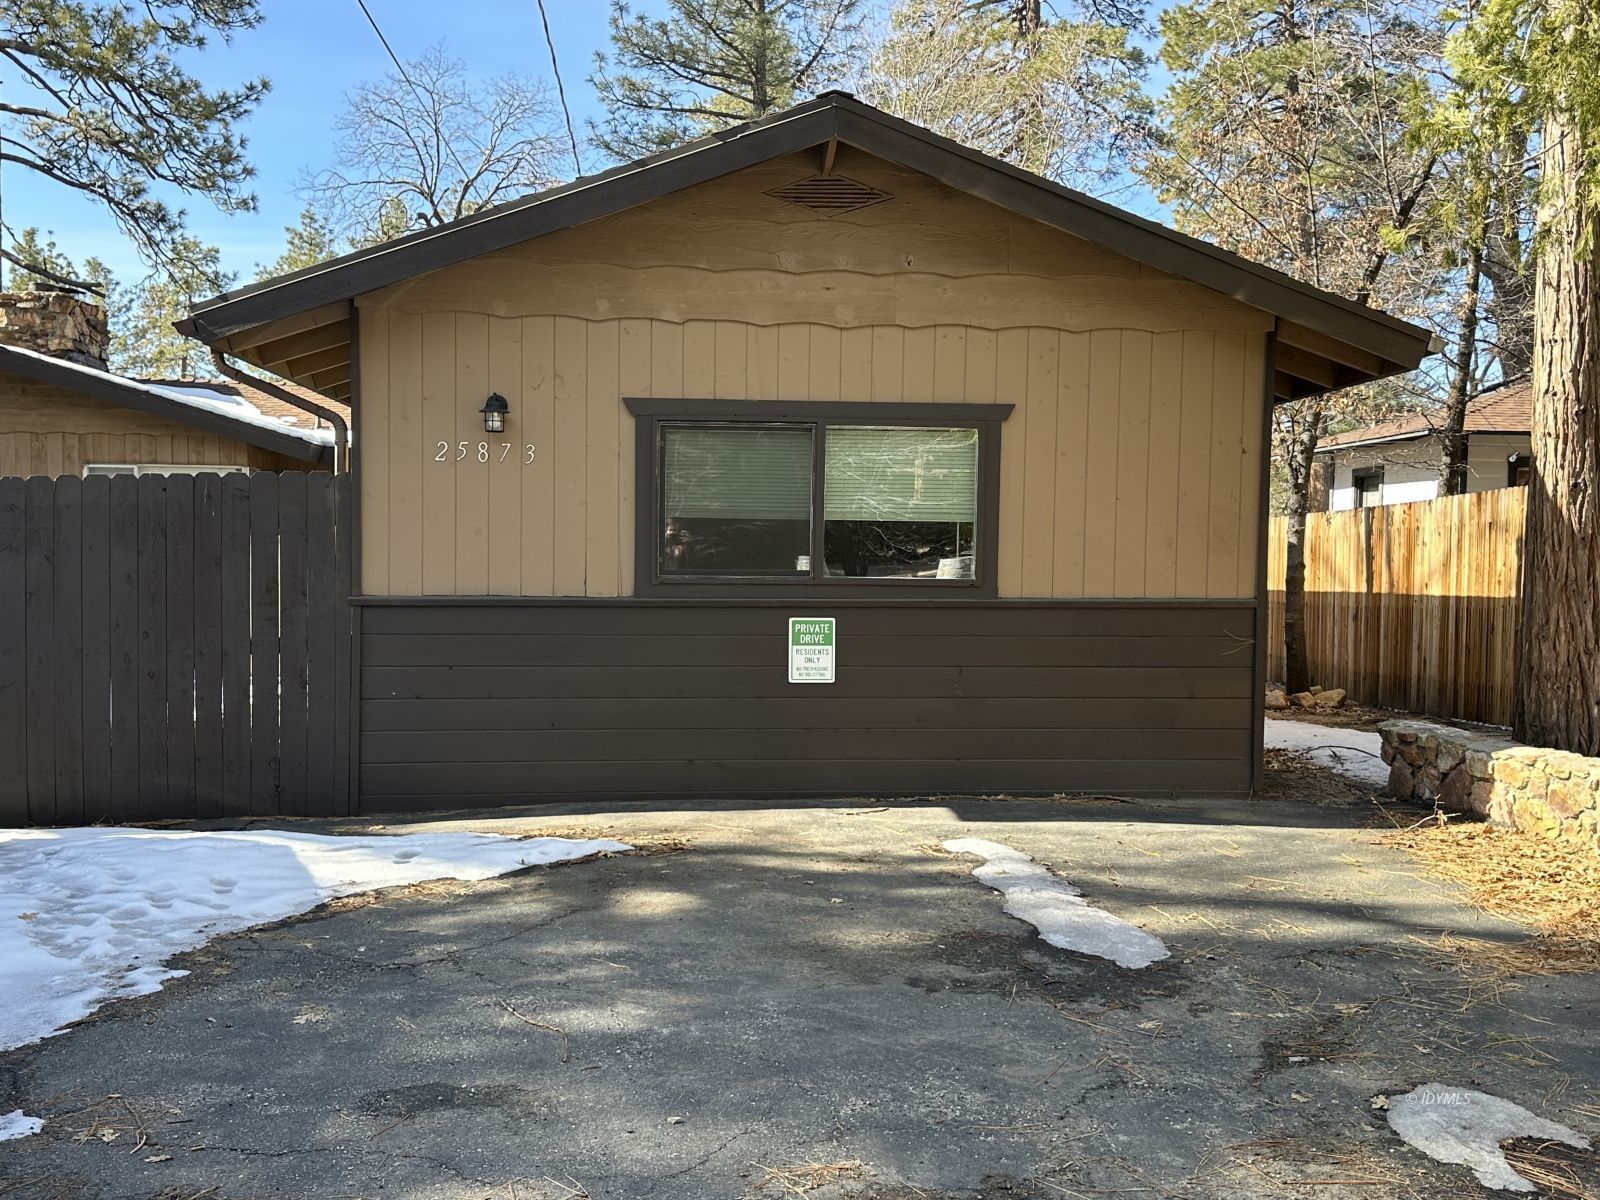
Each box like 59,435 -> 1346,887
176,92 -> 1433,807
0,290 -> 345,478
1312,378 -> 1532,511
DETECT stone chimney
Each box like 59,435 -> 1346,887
0,290 -> 110,370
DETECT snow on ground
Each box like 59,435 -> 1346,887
0,827 -> 628,1056
1265,717 -> 1390,788
943,838 -> 1169,969
0,1111 -> 43,1142
1384,1083 -> 1590,1191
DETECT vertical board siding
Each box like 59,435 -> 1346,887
360,317 -> 1267,601
0,472 -> 353,825
1265,487 -> 1525,725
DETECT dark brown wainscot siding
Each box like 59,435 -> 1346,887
357,599 -> 1256,808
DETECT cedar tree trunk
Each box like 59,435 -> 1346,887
1514,110 -> 1600,754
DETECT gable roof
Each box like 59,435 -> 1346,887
1316,378 -> 1532,452
0,343 -> 335,463
177,91 -> 1436,404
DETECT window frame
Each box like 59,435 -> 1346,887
626,398 -> 1012,598
1353,466 -> 1384,508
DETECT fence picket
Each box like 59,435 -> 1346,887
1268,487 -> 1525,726
0,479 -> 25,820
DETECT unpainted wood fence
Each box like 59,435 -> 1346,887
1267,487 -> 1525,726
0,471 -> 352,825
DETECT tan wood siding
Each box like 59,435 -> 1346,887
359,317 -> 1264,599
0,373 -> 305,477
356,147 -> 1269,600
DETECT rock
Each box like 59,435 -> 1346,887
1469,779 -> 1494,817
1491,758 -> 1530,788
1436,742 -> 1465,774
1309,685 -> 1323,695
1290,691 -> 1317,708
1312,688 -> 1347,709
1265,688 -> 1289,710
1437,766 -> 1475,813
1545,778 -> 1584,820
1419,765 -> 1442,799
1381,743 -> 1395,765
1387,759 -> 1416,798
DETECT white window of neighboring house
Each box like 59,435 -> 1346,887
1354,467 -> 1384,507
84,464 -> 247,478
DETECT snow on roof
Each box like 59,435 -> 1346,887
0,343 -> 334,447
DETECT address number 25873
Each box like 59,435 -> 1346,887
434,441 -> 537,464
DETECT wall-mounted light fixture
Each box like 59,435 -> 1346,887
480,392 -> 509,434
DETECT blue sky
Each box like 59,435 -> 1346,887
1,0 -> 631,285
3,1 -> 1171,288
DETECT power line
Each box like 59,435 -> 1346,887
351,0 -> 475,206
534,0 -> 583,178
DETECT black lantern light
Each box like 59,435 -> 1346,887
480,392 -> 509,434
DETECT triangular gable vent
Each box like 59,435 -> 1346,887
765,175 -> 892,216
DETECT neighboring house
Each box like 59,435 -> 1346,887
0,290 -> 344,478
177,91 -> 1433,806
1313,378 -> 1532,511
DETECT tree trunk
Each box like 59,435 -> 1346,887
1514,109 -> 1600,754
1440,244 -> 1483,495
1281,403 -> 1324,693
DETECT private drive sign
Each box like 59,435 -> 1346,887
788,617 -> 836,684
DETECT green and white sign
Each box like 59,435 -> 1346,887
788,617 -> 836,684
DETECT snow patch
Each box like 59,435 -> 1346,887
0,1110 -> 42,1141
0,827 -> 627,1052
1385,1083 -> 1589,1191
1265,718 -> 1389,787
942,838 -> 1169,969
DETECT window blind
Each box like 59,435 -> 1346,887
662,426 -> 812,519
823,426 -> 978,522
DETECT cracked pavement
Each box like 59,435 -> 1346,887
2,769 -> 1598,1200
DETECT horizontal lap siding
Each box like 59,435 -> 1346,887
359,601 -> 1255,806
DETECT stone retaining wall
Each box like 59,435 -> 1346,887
1379,719 -> 1600,850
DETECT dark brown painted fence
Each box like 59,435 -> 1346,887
0,471 -> 352,825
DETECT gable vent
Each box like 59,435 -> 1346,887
765,175 -> 892,216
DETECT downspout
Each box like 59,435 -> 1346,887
211,348 -> 350,474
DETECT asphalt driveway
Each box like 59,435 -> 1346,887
2,771 -> 1597,1200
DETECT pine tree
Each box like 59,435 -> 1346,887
1144,0 -> 1444,693
0,0 -> 266,285
256,207 -> 344,280
114,239 -> 235,379
590,0 -> 869,160
861,0 -> 1147,190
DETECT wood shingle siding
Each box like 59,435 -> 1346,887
358,599 -> 1256,805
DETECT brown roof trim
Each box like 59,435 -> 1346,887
179,93 -> 1434,383
0,344 -> 331,464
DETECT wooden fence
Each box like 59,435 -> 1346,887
1267,487 -> 1525,725
0,471 -> 352,825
